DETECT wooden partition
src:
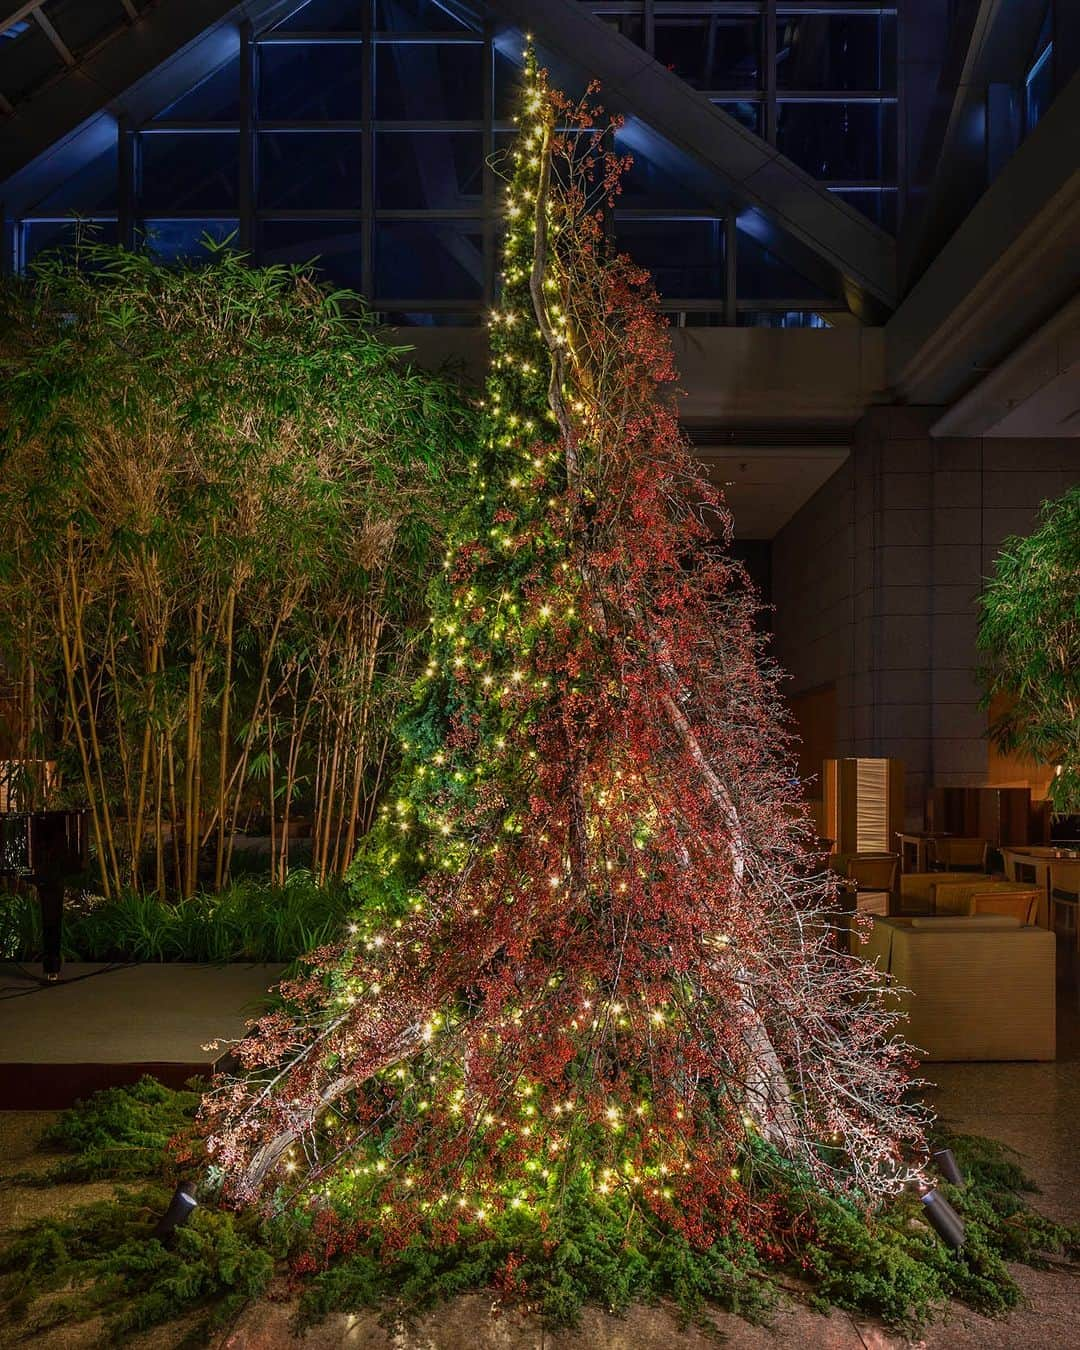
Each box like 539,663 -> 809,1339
823,757 -> 905,856
926,787 -> 1035,847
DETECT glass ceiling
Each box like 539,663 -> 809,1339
2,0 -> 900,327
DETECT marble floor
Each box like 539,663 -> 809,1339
923,949 -> 1080,1228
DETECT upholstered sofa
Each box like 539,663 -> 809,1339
863,915 -> 1055,1061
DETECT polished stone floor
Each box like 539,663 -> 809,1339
0,961 -> 286,1106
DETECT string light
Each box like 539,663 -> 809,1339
207,42 -> 928,1261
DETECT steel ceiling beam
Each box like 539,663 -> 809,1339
0,3 -> 46,36
31,6 -> 74,67
0,1 -> 291,184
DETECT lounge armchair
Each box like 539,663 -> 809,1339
931,880 -> 1040,925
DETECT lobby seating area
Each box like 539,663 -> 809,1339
831,823 -> 1078,1065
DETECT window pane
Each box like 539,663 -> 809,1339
1026,43 -> 1054,133
29,141 -> 117,215
138,219 -> 239,263
257,41 -> 363,121
736,310 -> 832,329
713,99 -> 762,135
654,17 -> 761,91
273,0 -> 366,29
615,219 -> 725,299
259,131 -> 363,208
375,42 -> 484,119
376,131 -> 482,208
736,232 -> 832,301
381,311 -> 484,326
597,14 -> 644,48
22,219 -> 118,269
775,102 -> 896,180
0,19 -> 59,103
375,220 -> 483,300
140,132 -> 239,211
258,219 -> 363,289
776,14 -> 896,92
494,48 -> 521,120
615,135 -> 711,210
375,0 -> 472,32
154,56 -> 240,121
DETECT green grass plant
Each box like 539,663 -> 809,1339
0,870 -> 350,966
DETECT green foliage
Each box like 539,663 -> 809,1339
977,485 -> 1080,812
297,1176 -> 774,1332
0,1188 -> 273,1341
4,1080 -> 1074,1344
39,1077 -> 202,1183
0,870 -> 351,965
797,1132 -> 1079,1334
0,239 -> 474,898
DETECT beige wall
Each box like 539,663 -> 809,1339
772,424 -> 1079,826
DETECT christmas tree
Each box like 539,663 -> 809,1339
202,54 -> 925,1252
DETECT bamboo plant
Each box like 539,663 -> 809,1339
0,239 -> 473,896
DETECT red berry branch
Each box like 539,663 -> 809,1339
199,53 -> 927,1253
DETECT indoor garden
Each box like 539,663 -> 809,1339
0,46 -> 1076,1350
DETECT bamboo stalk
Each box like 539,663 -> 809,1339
183,602 -> 203,897
55,582 -> 110,897
215,589 -> 236,890
131,640 -> 161,888
105,620 -> 137,886
154,731 -> 165,895
266,702 -> 277,887
166,735 -> 183,895
223,608 -> 288,883
68,556 -> 122,891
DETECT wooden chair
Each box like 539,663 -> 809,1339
900,871 -> 993,915
1002,849 -> 1052,926
932,881 -> 1041,926
1049,859 -> 1080,948
843,853 -> 899,893
931,837 -> 989,872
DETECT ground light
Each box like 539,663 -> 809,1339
921,1188 -> 966,1249
153,1185 -> 198,1239
933,1147 -> 965,1186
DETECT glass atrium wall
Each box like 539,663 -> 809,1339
591,2 -> 898,231
7,0 -> 901,326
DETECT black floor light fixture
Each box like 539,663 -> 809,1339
921,1188 -> 965,1249
153,1185 -> 198,1239
933,1147 -> 965,1186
